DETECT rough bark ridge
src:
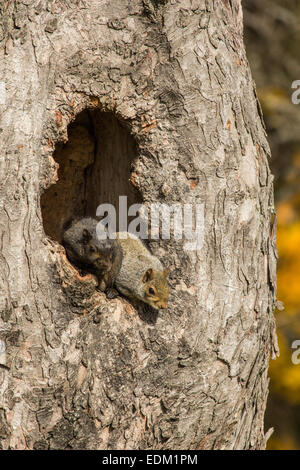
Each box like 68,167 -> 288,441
0,0 -> 278,449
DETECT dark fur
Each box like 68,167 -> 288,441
62,217 -> 122,291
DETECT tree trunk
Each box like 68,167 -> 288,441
0,0 -> 278,450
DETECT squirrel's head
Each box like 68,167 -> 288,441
82,229 -> 113,268
141,267 -> 169,309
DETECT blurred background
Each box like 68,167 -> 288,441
243,0 -> 300,450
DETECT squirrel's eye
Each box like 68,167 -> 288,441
149,287 -> 155,295
89,246 -> 96,253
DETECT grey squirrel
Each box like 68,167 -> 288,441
62,218 -> 169,309
115,232 -> 169,310
62,218 -> 122,292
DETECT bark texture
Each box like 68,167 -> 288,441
0,0 -> 278,450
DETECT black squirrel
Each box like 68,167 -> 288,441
62,218 -> 169,309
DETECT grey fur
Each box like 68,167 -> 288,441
115,232 -> 168,308
62,218 -> 122,289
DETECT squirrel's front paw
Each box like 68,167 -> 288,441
105,287 -> 119,299
97,279 -> 107,292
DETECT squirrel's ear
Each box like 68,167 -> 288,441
163,268 -> 168,277
143,268 -> 153,283
82,229 -> 92,244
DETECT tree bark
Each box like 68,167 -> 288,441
0,0 -> 278,450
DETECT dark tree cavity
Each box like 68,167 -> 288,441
41,110 -> 141,242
